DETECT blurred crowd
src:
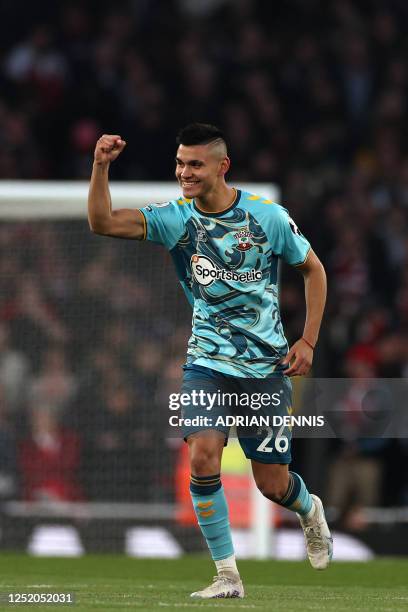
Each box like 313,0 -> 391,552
0,222 -> 191,504
1,0 -> 408,526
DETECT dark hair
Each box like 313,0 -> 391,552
176,122 -> 226,146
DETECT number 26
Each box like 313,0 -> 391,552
256,426 -> 289,453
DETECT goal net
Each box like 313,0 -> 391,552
0,180 -> 279,558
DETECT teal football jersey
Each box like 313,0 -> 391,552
140,190 -> 310,378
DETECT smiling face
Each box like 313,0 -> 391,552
175,141 -> 230,199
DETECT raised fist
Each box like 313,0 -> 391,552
94,134 -> 126,165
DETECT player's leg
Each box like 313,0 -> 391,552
236,374 -> 332,569
179,366 -> 244,598
187,431 -> 244,598
250,459 -> 332,569
251,461 -> 312,513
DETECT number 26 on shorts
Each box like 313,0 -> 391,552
256,426 -> 289,454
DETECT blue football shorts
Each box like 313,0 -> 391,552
180,364 -> 292,464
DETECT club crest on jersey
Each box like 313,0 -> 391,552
234,229 -> 254,251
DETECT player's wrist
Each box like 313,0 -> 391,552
301,337 -> 315,350
93,159 -> 110,169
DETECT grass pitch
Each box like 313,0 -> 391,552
0,554 -> 407,611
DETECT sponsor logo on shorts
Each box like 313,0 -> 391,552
191,254 -> 262,286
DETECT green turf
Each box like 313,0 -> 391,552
0,554 -> 407,611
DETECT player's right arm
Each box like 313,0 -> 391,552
88,134 -> 145,239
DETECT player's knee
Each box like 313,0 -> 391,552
189,443 -> 221,475
256,479 -> 288,503
190,450 -> 221,475
187,434 -> 224,476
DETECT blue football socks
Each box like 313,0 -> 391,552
190,474 -> 234,560
278,471 -> 313,516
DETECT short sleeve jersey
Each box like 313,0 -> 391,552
140,190 -> 310,378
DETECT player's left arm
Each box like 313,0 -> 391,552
282,249 -> 327,376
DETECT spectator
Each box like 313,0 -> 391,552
0,385 -> 18,499
86,382 -> 156,501
19,405 -> 84,502
325,346 -> 389,529
29,345 -> 77,414
0,323 -> 30,411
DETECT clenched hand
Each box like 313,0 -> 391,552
94,134 -> 126,165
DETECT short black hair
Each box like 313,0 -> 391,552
176,122 -> 226,146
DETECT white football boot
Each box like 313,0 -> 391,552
298,494 -> 333,570
190,574 -> 244,599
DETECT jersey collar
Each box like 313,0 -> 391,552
193,189 -> 241,217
